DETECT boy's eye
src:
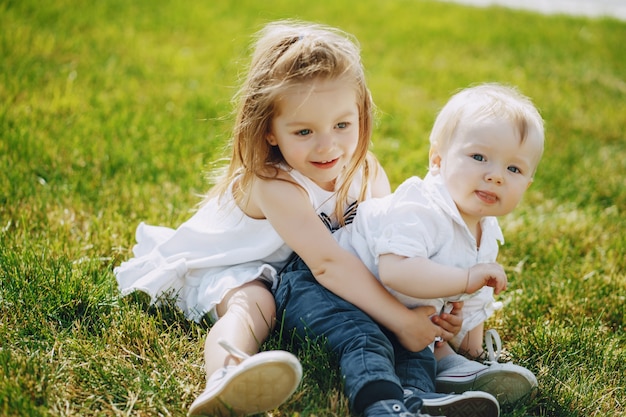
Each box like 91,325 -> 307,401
508,166 -> 522,174
296,129 -> 312,136
471,154 -> 485,162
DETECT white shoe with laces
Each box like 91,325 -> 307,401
420,391 -> 500,417
188,338 -> 303,416
436,329 -> 538,407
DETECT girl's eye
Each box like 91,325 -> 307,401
471,154 -> 485,162
296,129 -> 312,136
508,166 -> 522,174
336,122 -> 349,129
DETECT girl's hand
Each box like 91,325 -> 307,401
393,305 -> 446,352
467,263 -> 507,295
432,301 -> 464,346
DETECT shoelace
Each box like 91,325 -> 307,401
484,329 -> 502,364
218,338 -> 251,361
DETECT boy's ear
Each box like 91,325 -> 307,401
429,147 -> 441,169
526,179 -> 534,190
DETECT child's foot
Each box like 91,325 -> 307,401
435,329 -> 537,407
403,387 -> 499,417
188,339 -> 302,416
364,398 -> 441,417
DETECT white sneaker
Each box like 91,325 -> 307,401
436,329 -> 538,406
188,339 -> 303,416
421,391 -> 500,417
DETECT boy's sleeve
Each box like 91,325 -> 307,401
365,180 -> 444,263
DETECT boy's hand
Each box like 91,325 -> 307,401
467,263 -> 508,295
432,301 -> 464,346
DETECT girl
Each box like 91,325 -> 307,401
115,20 -> 461,417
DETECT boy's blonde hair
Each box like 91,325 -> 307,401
207,20 -> 377,223
429,83 -> 545,174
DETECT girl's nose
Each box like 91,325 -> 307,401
316,132 -> 334,153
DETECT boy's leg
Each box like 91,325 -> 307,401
392,333 -> 437,393
275,257 -> 406,414
276,258 -> 501,417
393,335 -> 500,417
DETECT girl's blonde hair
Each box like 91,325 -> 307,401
429,83 -> 545,172
206,20 -> 377,224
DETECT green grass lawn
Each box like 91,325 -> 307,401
1,0 -> 624,416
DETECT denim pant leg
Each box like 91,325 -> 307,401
393,340 -> 437,393
274,257 -> 401,409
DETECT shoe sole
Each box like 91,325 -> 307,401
188,351 -> 302,416
436,367 -> 537,406
421,391 -> 499,417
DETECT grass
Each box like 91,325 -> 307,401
1,0 -> 625,415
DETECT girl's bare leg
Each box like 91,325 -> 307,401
204,280 -> 276,377
189,280 -> 302,416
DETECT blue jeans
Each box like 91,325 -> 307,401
273,256 -> 436,411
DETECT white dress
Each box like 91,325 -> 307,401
115,168 -> 367,323
334,172 -> 503,345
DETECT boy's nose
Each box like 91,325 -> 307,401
485,170 -> 504,184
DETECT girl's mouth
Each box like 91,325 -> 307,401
311,158 -> 339,169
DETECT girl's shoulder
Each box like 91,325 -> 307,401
241,167 -> 310,219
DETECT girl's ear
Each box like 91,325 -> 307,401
266,132 -> 278,146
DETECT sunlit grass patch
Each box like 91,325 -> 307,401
2,0 -> 624,415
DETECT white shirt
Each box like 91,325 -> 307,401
334,172 -> 503,343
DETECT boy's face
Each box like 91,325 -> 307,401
430,118 -> 543,228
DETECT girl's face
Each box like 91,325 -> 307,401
430,118 -> 542,229
267,77 -> 360,191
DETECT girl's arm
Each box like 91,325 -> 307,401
249,171 -> 446,352
378,254 -> 508,298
